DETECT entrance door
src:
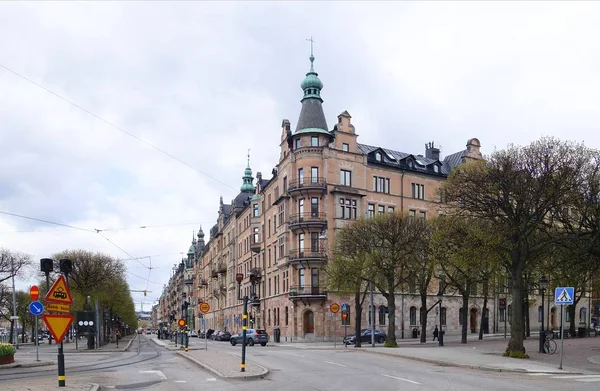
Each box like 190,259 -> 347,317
470,308 -> 478,333
303,310 -> 314,334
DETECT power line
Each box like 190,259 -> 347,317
0,62 -> 238,192
0,211 -> 94,232
0,220 -> 213,234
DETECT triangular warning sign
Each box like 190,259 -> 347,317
556,289 -> 572,303
42,314 -> 74,343
45,274 -> 73,305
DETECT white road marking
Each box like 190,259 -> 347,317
324,360 -> 347,367
274,351 -> 305,358
528,374 -> 600,382
206,378 -> 217,382
139,370 -> 167,380
381,374 -> 421,385
527,373 -> 552,376
174,380 -> 187,383
551,375 -> 600,379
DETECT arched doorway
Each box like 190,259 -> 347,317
550,307 -> 557,329
470,308 -> 478,333
303,310 -> 314,335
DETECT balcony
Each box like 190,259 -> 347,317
288,249 -> 327,265
250,239 -> 262,253
184,276 -> 194,285
287,177 -> 327,196
288,285 -> 328,305
211,268 -> 218,278
288,212 -> 327,232
220,284 -> 227,293
198,278 -> 208,287
217,262 -> 227,274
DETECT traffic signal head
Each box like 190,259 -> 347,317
40,258 -> 54,274
342,313 -> 347,321
59,259 -> 73,274
144,290 -> 147,296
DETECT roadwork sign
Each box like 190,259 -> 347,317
45,275 -> 73,305
42,313 -> 74,343
555,287 -> 574,305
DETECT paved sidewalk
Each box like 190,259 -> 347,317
0,377 -> 99,391
150,335 -> 268,379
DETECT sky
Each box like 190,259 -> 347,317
1,1 -> 600,311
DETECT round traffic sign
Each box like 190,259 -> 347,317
199,302 -> 211,314
178,318 -> 186,327
30,285 -> 39,301
330,303 -> 340,314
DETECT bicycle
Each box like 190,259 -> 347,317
544,331 -> 557,355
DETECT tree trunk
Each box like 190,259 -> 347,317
9,319 -> 15,344
524,292 -> 530,338
419,293 -> 428,343
507,266 -> 526,354
461,293 -> 469,344
479,287 -> 488,340
385,279 -> 397,345
354,291 -> 363,347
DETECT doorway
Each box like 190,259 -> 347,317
303,310 -> 314,335
470,308 -> 478,333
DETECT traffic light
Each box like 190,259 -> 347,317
59,259 -> 73,274
144,290 -> 147,297
249,316 -> 254,325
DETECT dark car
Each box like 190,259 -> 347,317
344,329 -> 387,345
212,330 -> 231,341
230,329 -> 269,346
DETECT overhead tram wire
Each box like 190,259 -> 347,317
0,62 -> 237,192
0,221 -> 215,234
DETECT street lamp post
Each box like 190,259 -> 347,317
437,290 -> 444,347
539,276 -> 549,353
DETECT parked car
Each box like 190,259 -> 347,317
344,329 -> 387,345
230,329 -> 269,346
189,330 -> 198,338
213,331 -> 231,341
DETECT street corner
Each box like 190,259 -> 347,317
176,350 -> 269,380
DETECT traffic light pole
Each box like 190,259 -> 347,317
241,295 -> 248,372
184,303 -> 189,352
236,271 -> 261,373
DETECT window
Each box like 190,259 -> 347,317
419,211 -> 426,219
253,227 -> 259,244
378,306 -> 388,325
299,268 -> 305,287
278,237 -> 284,259
311,167 -> 319,182
388,206 -> 395,213
378,205 -> 384,215
311,197 -> 319,216
580,307 -> 587,323
278,204 -> 285,225
311,136 -> 319,146
411,183 -> 424,199
433,165 -> 439,173
339,198 -> 357,220
507,304 -> 512,324
373,176 -> 390,193
298,198 -> 304,214
342,143 -> 349,152
375,152 -> 382,162
298,233 -> 304,250
499,308 -> 506,322
409,306 -> 417,325
367,204 -> 375,218
470,283 -> 477,296
311,268 -> 319,286
340,170 -> 352,186
310,232 -> 319,251
298,168 -> 304,182
440,307 -> 447,326
566,306 -> 571,323
295,138 -> 301,149
409,209 -> 416,217
253,204 -> 259,217
285,306 -> 289,326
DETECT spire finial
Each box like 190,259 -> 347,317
247,149 -> 251,167
306,36 -> 315,57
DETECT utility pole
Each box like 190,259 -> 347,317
11,255 -> 18,349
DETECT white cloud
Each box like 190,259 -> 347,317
1,1 -> 600,308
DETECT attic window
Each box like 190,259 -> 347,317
408,160 -> 414,168
375,152 -> 382,162
433,165 -> 439,173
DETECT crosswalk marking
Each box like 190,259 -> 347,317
528,374 -> 600,383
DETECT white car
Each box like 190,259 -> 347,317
189,330 -> 198,337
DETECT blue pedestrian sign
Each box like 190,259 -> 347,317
554,287 -> 574,305
29,300 -> 44,316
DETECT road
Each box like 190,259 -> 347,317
2,336 -> 599,390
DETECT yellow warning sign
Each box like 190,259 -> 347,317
45,274 -> 73,305
46,302 -> 71,313
42,314 -> 74,343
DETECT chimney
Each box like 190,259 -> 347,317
425,141 -> 440,160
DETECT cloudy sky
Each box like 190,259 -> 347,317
1,1 -> 599,311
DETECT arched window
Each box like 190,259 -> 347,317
379,306 -> 389,325
409,306 -> 417,325
579,307 -> 586,323
268,309 -> 271,326
440,307 -> 447,326
375,152 -> 382,162
285,306 -> 289,326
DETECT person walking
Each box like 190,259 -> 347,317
433,326 -> 439,341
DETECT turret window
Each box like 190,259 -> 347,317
342,143 -> 349,152
311,136 -> 319,147
295,138 -> 301,149
253,204 -> 259,217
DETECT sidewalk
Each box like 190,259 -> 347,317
150,335 -> 268,379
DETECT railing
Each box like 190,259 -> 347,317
219,284 -> 227,292
288,249 -> 327,261
288,285 -> 327,297
211,268 -> 218,278
289,212 -> 327,226
217,262 -> 227,273
198,278 -> 208,286
184,277 -> 194,285
288,177 -> 327,192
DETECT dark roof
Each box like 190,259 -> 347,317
295,99 -> 328,132
234,191 -> 253,208
357,143 -> 466,176
258,179 -> 270,189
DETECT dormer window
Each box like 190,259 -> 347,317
433,165 -> 439,173
408,160 -> 414,168
375,152 -> 382,162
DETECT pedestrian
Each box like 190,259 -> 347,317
157,329 -> 161,339
433,326 -> 439,341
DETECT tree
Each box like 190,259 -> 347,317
0,248 -> 33,343
327,218 -> 376,347
442,137 -> 589,356
368,213 -> 431,346
431,215 -> 502,343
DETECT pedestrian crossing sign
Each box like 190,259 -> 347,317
554,287 -> 574,305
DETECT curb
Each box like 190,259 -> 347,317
0,360 -> 55,369
176,351 -> 269,380
89,383 -> 100,391
357,349 -> 584,375
124,337 -> 134,351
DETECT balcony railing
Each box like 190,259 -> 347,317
198,278 -> 208,287
288,249 -> 327,262
250,239 -> 262,253
184,277 -> 194,285
288,177 -> 327,193
219,284 -> 227,292
289,212 -> 327,227
288,285 -> 327,298
211,268 -> 218,278
218,262 -> 227,274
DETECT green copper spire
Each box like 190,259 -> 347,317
300,36 -> 323,101
240,149 -> 255,192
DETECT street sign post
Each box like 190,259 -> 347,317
554,287 -> 574,370
199,302 -> 210,314
30,285 -> 40,301
29,300 -> 44,362
42,314 -> 74,343
199,303 -> 210,350
330,303 -> 340,348
178,318 -> 186,328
